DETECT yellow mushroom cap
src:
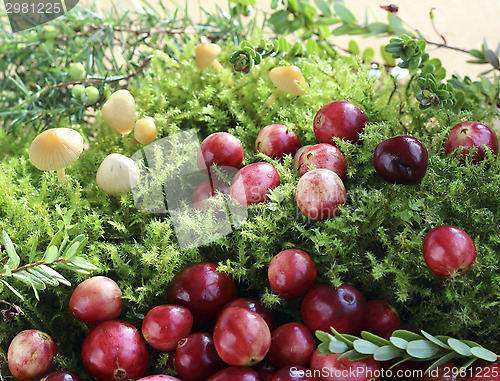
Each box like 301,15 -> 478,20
269,66 -> 307,96
195,43 -> 222,69
134,117 -> 157,145
101,89 -> 137,135
29,128 -> 83,171
96,153 -> 140,196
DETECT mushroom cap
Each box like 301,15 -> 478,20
29,128 -> 84,171
269,66 -> 307,96
96,154 -> 140,196
195,43 -> 221,69
101,89 -> 137,135
134,117 -> 157,145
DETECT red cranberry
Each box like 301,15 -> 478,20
310,350 -> 381,381
230,162 -> 280,207
313,101 -> 369,144
167,262 -> 238,321
423,225 -> 476,278
373,135 -> 428,184
175,332 -> 225,381
255,363 -> 278,381
297,143 -> 347,180
444,121 -> 499,164
207,367 -> 260,381
39,370 -> 82,381
81,320 -> 149,381
255,124 -> 302,159
213,307 -> 271,366
293,145 -> 312,172
295,169 -> 346,221
141,304 -> 194,351
301,284 -> 366,335
137,376 -> 182,381
362,300 -> 400,339
268,249 -> 317,299
223,297 -> 275,331
197,132 -> 244,172
267,323 -> 315,368
7,330 -> 56,381
69,276 -> 122,325
192,178 -> 230,210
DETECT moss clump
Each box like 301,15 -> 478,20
0,40 -> 499,377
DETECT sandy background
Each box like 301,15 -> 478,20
78,0 -> 500,79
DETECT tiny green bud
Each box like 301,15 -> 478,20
68,62 -> 87,81
40,25 -> 57,41
82,86 -> 100,106
26,31 -> 38,43
71,84 -> 85,99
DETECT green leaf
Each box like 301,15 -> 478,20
338,349 -> 373,361
329,339 -> 349,353
406,340 -> 440,359
367,22 -> 389,34
3,231 -> 20,269
330,327 -> 356,347
316,330 -> 334,343
1,279 -> 24,300
318,342 -> 332,354
63,239 -> 85,261
268,10 -> 289,26
380,46 -> 396,66
361,331 -> 391,347
362,48 -> 375,63
425,352 -> 458,373
353,339 -> 379,354
392,330 -> 423,341
374,346 -> 403,361
27,267 -> 59,287
306,39 -> 318,56
46,230 -> 63,250
38,265 -> 71,286
385,42 -> 402,54
447,338 -> 471,356
334,3 -> 357,24
28,235 -> 38,263
469,49 -> 485,59
421,331 -> 451,350
388,14 -> 407,36
469,346 -> 498,362
314,0 -> 332,16
484,49 -> 500,69
348,40 -> 360,55
44,246 -> 58,264
390,337 -> 408,350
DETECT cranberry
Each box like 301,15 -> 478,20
313,101 -> 369,144
81,320 -> 149,381
268,249 -> 317,298
297,143 -> 347,180
141,304 -> 194,351
295,169 -> 346,221
255,124 -> 301,159
137,376 -> 182,381
373,135 -> 428,184
256,363 -> 278,381
362,300 -> 400,339
271,366 -> 319,380
7,330 -> 56,381
69,276 -> 122,325
197,132 -> 244,172
310,349 -> 381,381
167,262 -> 238,321
39,370 -> 82,381
301,284 -> 366,335
423,225 -> 476,278
267,323 -> 315,368
192,178 -> 230,210
293,145 -> 312,172
230,162 -> 280,207
444,121 -> 499,164
213,307 -> 271,366
175,332 -> 225,381
207,367 -> 260,381
223,297 -> 275,331
412,362 -> 461,381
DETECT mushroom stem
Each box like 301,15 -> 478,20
56,168 -> 67,183
263,93 -> 277,108
211,59 -> 223,71
131,137 -> 138,148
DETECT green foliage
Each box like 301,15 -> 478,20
316,328 -> 499,373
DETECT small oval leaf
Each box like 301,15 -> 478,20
44,246 -> 58,264
390,337 -> 409,350
447,338 -> 471,356
469,346 -> 498,362
406,340 -> 440,359
353,339 -> 379,354
421,331 -> 451,350
374,346 -> 402,361
329,339 -> 349,353
392,330 -> 423,341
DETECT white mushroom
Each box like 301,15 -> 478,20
101,89 -> 137,135
96,153 -> 140,196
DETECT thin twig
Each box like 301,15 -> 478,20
0,258 -> 66,278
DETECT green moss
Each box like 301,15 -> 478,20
0,41 -> 499,377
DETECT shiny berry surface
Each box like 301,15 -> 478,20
362,300 -> 400,339
373,135 -> 428,184
207,367 -> 260,381
230,162 -> 280,207
313,101 -> 369,144
223,297 -> 275,331
297,143 -> 347,179
267,323 -> 315,368
255,124 -> 301,159
39,370 -> 82,381
423,225 -> 476,278
197,132 -> 244,171
167,262 -> 238,321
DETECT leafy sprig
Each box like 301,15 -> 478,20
0,229 -> 97,301
316,328 -> 499,373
